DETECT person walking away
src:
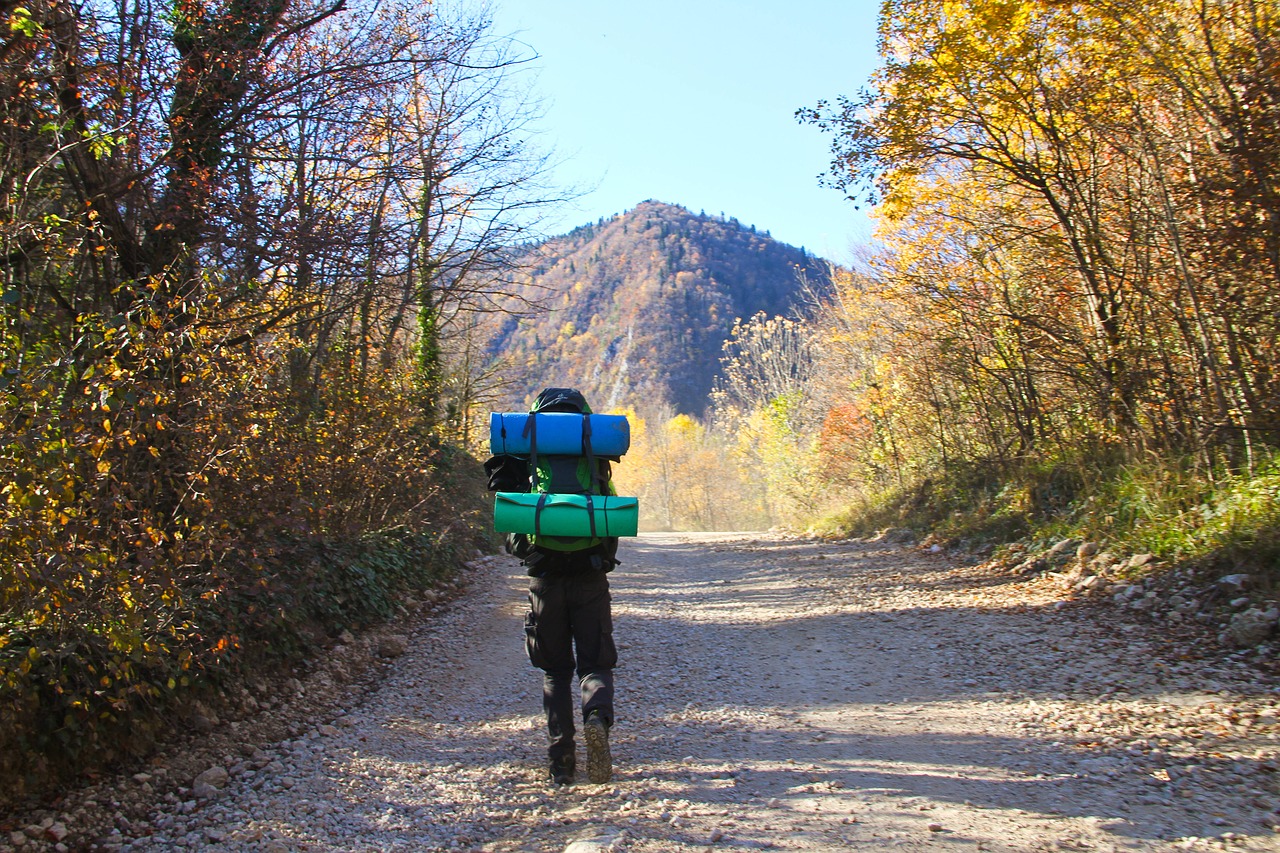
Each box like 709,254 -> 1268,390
484,387 -> 620,785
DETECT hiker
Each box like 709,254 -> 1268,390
484,387 -> 620,785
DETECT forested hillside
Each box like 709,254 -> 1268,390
480,200 -> 829,415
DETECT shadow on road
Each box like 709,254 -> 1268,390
327,533 -> 1277,851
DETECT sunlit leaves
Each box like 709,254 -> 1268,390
807,0 -> 1280,484
7,6 -> 41,37
615,408 -> 769,531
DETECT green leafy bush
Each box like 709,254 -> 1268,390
0,309 -> 491,806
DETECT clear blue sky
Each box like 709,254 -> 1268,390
492,1 -> 883,266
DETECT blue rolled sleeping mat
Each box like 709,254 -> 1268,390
489,411 -> 630,457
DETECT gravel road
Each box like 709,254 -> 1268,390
16,532 -> 1280,852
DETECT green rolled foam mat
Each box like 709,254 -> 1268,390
494,492 -> 639,538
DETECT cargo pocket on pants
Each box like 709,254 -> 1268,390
524,611 -> 546,668
597,627 -> 618,669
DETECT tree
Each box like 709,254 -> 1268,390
391,14 -> 561,434
803,0 -> 1280,468
712,312 -> 823,525
0,0 -> 564,789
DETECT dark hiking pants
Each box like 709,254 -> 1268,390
524,568 -> 617,763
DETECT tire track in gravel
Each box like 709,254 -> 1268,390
103,532 -> 1280,853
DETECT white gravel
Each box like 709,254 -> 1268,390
8,532 -> 1280,852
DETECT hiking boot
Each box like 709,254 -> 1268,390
550,755 -> 575,785
583,713 -> 612,784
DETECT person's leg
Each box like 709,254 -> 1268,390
542,670 -> 576,779
568,571 -> 617,782
527,576 -> 577,779
569,571 -> 617,721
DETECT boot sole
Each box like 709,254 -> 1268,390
583,719 -> 612,784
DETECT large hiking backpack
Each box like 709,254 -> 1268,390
486,388 -> 638,561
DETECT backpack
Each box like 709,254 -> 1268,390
485,388 -> 624,570
524,388 -> 617,555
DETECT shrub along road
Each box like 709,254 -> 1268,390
10,533 -> 1280,851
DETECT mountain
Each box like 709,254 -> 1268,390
480,200 -> 830,416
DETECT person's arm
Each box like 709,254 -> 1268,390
484,455 -> 530,492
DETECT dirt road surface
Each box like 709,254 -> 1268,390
29,533 -> 1280,852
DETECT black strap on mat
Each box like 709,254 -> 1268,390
523,414 -> 539,491
585,493 -> 597,539
533,492 -> 549,537
582,413 -> 604,494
